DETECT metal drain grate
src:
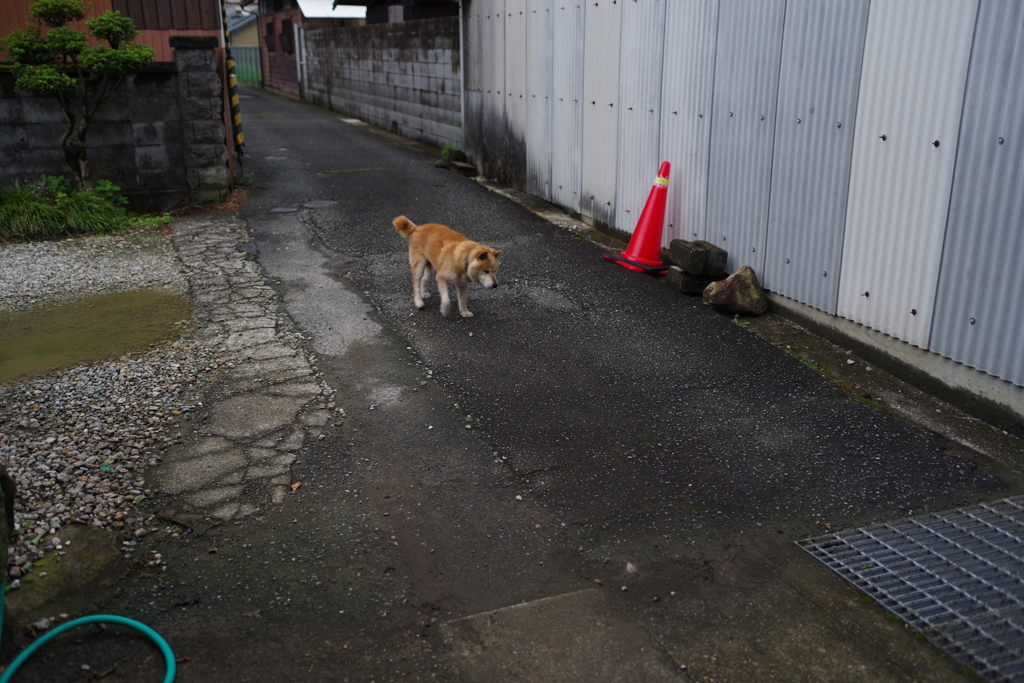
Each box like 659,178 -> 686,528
799,496 -> 1024,682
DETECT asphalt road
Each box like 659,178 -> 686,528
12,86 -> 1019,682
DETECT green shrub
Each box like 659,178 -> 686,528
0,175 -> 131,241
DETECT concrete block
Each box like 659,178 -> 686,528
129,71 -> 178,95
133,122 -> 167,146
0,99 -> 25,124
694,241 -> 728,278
180,97 -> 214,120
21,98 -> 65,124
174,47 -> 218,73
187,120 -> 226,145
187,165 -> 229,191
185,143 -> 227,168
668,239 -> 708,275
186,71 -> 222,98
137,167 -> 187,190
127,97 -> 179,123
664,266 -> 715,294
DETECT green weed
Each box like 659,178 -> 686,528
0,175 -> 131,241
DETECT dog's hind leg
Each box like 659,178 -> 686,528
419,261 -> 434,302
411,259 -> 429,309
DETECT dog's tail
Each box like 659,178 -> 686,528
393,215 -> 417,239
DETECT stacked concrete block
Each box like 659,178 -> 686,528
303,18 -> 462,150
0,36 -> 230,211
663,240 -> 729,294
172,37 -> 230,206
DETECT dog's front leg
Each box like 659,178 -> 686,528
456,280 -> 473,318
436,275 -> 452,316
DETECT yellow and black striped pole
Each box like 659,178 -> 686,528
221,1 -> 245,165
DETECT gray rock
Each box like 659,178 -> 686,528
703,264 -> 768,315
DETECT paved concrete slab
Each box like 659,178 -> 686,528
441,589 -> 685,682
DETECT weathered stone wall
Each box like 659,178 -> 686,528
0,39 -> 230,212
303,18 -> 461,149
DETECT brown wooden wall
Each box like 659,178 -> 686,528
1,0 -> 220,63
111,0 -> 220,31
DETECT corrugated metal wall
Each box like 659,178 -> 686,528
613,0 -> 667,235
549,1 -> 584,212
930,0 -> 1024,386
525,0 -> 554,199
704,0 -> 786,273
580,0 -> 621,227
837,0 -> 978,349
762,0 -> 868,314
658,0 -> 719,245
462,0 -> 1024,389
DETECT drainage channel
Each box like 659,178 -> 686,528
799,496 -> 1024,683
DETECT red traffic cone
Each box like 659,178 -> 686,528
604,161 -> 671,274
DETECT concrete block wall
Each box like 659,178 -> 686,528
303,18 -> 461,150
0,39 -> 230,212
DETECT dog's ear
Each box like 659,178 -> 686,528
492,249 -> 502,257
477,252 -> 488,261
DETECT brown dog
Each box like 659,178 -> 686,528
393,216 -> 501,318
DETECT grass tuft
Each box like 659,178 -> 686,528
0,176 -> 131,242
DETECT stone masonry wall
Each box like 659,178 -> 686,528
0,39 -> 230,212
303,18 -> 461,149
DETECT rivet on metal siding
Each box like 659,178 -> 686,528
879,135 -> 887,141
785,258 -> 790,264
796,118 -> 801,124
729,112 -> 733,117
722,236 -> 727,241
911,309 -> 917,315
970,318 -> 976,325
750,248 -> 755,253
862,291 -> 869,297
697,113 -> 702,118
836,122 -> 841,128
672,111 -> 678,115
998,137 -> 1004,145
933,140 -> 940,148
628,107 -> 633,111
822,271 -> 827,277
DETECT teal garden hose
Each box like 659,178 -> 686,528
0,585 -> 175,683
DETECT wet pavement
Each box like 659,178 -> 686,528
6,85 -> 1024,682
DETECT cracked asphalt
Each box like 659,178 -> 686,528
9,85 -> 1024,682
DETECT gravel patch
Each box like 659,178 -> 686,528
0,232 -> 187,313
0,229 -> 212,584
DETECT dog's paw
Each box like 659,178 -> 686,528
460,310 -> 474,318
421,291 -> 431,299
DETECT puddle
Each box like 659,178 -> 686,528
0,290 -> 192,384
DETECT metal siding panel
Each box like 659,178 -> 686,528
931,1 -> 1024,387
614,0 -> 667,235
550,1 -> 584,212
704,0 -> 786,273
837,0 -> 978,348
481,2 -> 507,179
762,0 -> 869,314
505,0 -> 528,187
580,0 -> 621,226
659,0 -> 719,246
526,0 -> 553,199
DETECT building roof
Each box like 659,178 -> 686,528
298,0 -> 367,19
